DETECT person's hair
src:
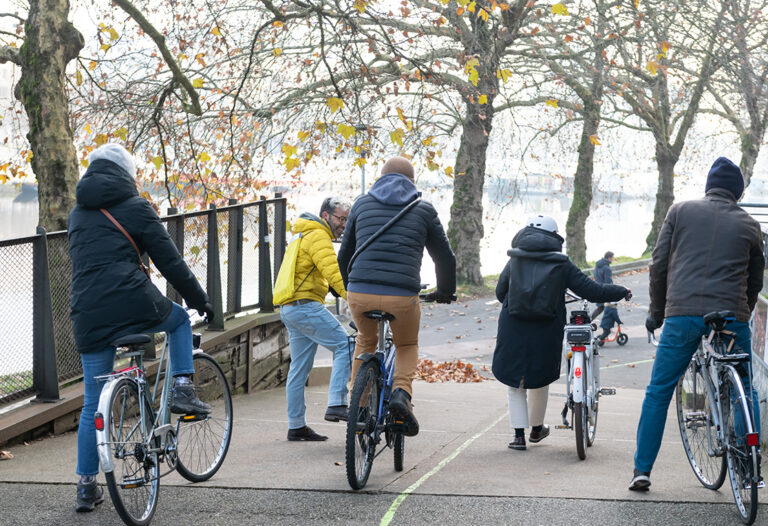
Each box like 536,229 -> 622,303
605,251 -> 614,259
88,143 -> 136,178
319,197 -> 350,218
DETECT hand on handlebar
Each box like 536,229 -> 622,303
422,291 -> 456,304
198,302 -> 215,323
645,314 -> 662,332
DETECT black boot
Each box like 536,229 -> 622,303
287,426 -> 328,441
170,384 -> 211,415
389,388 -> 419,437
75,479 -> 104,513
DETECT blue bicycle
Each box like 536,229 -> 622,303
345,294 -> 453,489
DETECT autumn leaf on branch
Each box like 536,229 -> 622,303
552,3 -> 569,16
589,134 -> 600,146
326,97 -> 344,113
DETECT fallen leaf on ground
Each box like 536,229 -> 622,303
611,359 -> 619,363
334,461 -> 343,466
627,364 -> 636,368
417,359 -> 487,383
0,451 -> 13,460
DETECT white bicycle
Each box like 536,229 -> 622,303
558,293 -> 615,460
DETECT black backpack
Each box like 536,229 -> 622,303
506,252 -> 568,321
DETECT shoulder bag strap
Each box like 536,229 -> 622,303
347,198 -> 421,276
100,208 -> 151,278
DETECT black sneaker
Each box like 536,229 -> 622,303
287,426 -> 328,441
529,425 -> 550,443
170,384 -> 211,415
629,469 -> 651,491
508,436 -> 526,450
75,479 -> 104,513
324,405 -> 348,422
389,388 -> 419,437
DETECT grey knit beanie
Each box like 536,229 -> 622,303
88,143 -> 136,178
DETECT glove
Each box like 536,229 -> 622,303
198,302 -> 215,322
645,315 -> 662,333
424,291 -> 454,304
624,289 -> 633,301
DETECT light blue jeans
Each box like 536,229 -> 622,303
76,302 -> 195,476
281,301 -> 352,429
634,316 -> 756,473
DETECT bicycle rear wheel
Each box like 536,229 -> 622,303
104,378 -> 159,526
346,360 -> 379,489
722,366 -> 759,525
176,353 -> 233,482
394,432 -> 404,472
587,351 -> 599,447
676,359 -> 726,490
574,374 -> 588,460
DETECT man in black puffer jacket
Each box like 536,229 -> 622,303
493,216 -> 630,451
68,144 -> 213,513
338,156 -> 456,437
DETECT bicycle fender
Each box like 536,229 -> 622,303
356,352 -> 380,366
571,352 -> 585,404
94,376 -> 123,474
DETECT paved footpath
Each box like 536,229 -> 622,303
1,269 -> 766,525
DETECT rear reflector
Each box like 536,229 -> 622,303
571,346 -> 586,352
575,367 -> 582,378
94,412 -> 104,431
747,433 -> 759,447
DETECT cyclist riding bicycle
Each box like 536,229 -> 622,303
68,144 -> 213,512
338,156 -> 456,437
631,156 -> 764,491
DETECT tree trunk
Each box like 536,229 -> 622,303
644,143 -> 677,254
565,109 -> 599,267
448,101 -> 494,285
17,0 -> 84,231
739,126 -> 762,190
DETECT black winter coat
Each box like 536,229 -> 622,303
492,227 -> 628,389
68,159 -> 209,354
338,173 -> 456,295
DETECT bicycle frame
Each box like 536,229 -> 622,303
375,320 -> 396,429
94,335 -> 184,474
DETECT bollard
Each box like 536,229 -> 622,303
207,204 -> 225,330
32,227 -> 60,403
274,193 -> 287,282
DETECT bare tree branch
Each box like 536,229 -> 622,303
113,0 -> 203,116
0,44 -> 20,65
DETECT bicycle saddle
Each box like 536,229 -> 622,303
112,334 -> 152,347
703,311 -> 735,331
364,310 -> 395,321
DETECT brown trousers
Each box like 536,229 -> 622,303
347,291 -> 421,396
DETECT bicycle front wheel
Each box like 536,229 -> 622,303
722,366 -> 759,525
676,359 -> 726,490
104,378 -> 159,526
346,360 -> 379,489
176,352 -> 233,482
574,373 -> 588,460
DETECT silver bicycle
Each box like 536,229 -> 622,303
94,317 -> 233,526
675,310 -> 762,525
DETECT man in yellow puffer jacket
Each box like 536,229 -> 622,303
280,197 -> 352,441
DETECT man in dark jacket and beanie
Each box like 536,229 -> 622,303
338,156 -> 456,437
630,157 -> 764,491
68,144 -> 214,512
590,251 -> 615,320
493,215 -> 630,450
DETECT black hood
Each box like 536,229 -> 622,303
76,158 -> 139,209
595,257 -> 610,269
507,226 -> 567,261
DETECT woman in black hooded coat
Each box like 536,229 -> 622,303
492,217 -> 629,450
68,144 -> 214,512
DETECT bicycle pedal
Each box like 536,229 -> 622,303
599,388 -> 616,395
179,413 -> 207,422
555,425 -> 571,430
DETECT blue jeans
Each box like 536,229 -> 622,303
76,302 -> 195,476
281,301 -> 352,429
634,316 -> 757,473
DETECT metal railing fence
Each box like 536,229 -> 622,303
0,196 -> 286,406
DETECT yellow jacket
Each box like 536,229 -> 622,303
285,213 -> 347,303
